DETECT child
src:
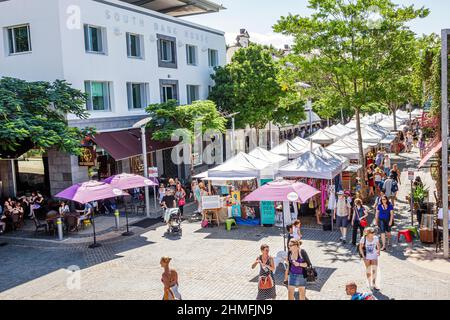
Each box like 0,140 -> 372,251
292,220 -> 302,240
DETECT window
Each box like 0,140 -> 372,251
126,33 -> 143,59
85,81 -> 111,111
157,34 -> 177,68
160,80 -> 179,103
127,83 -> 148,109
186,44 -> 197,66
208,49 -> 219,67
186,85 -> 199,104
6,24 -> 31,54
84,25 -> 106,54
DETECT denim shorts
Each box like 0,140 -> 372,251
378,219 -> 391,233
288,273 -> 306,287
336,216 -> 349,228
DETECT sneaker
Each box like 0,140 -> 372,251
342,239 -> 347,244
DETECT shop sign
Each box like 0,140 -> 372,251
148,167 -> 159,178
261,201 -> 275,225
202,195 -> 221,210
78,146 -> 96,167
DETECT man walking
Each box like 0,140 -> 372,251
382,174 -> 398,206
334,191 -> 351,244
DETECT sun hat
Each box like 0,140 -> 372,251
337,191 -> 345,196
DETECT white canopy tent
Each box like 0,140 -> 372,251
396,110 -> 410,120
324,126 -> 347,139
348,127 -> 384,143
271,140 -> 313,159
290,137 -> 321,149
207,152 -> 274,180
341,135 -> 377,148
313,146 -> 350,169
411,109 -> 423,117
326,140 -> 368,161
334,123 -> 355,135
277,151 -> 343,180
309,129 -> 337,145
379,134 -> 396,144
248,147 -> 289,167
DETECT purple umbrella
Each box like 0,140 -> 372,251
103,174 -> 158,237
55,180 -> 128,204
103,173 -> 158,190
55,181 -> 129,249
243,180 -> 320,203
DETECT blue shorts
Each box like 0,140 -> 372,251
336,216 -> 349,228
378,219 -> 391,233
288,273 -> 306,287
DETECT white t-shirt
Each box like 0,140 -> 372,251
438,208 -> 450,229
335,198 -> 349,217
360,236 -> 379,261
293,226 -> 301,240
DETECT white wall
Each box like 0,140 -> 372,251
0,0 -> 64,81
0,0 -> 226,121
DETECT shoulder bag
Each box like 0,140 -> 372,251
258,257 -> 274,290
355,207 -> 368,228
300,249 -> 317,282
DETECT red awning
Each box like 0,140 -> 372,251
91,129 -> 178,161
418,141 -> 442,168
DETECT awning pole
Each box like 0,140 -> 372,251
11,159 -> 17,198
141,127 -> 151,218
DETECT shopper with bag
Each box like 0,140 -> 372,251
175,183 -> 187,217
252,244 -> 276,300
160,256 -> 182,300
286,239 -> 309,300
351,199 -> 369,246
359,228 -> 381,292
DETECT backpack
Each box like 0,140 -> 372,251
391,181 -> 398,193
352,293 -> 377,300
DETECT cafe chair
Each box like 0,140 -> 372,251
32,216 -> 48,235
225,218 -> 237,231
66,215 -> 79,233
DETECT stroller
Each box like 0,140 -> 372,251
165,208 -> 182,236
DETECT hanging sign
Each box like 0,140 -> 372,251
78,146 -> 96,166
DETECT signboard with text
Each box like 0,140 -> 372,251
148,167 -> 159,178
78,146 -> 96,167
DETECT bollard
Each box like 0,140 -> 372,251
114,209 -> 120,231
57,217 -> 63,241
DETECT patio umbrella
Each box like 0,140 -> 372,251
55,181 -> 129,248
103,174 -> 158,236
243,180 -> 320,251
243,180 -> 320,203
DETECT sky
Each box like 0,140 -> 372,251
183,0 -> 450,48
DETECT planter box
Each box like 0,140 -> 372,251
419,228 -> 434,244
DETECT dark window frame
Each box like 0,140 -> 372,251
157,34 -> 177,69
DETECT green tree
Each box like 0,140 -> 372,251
209,43 -> 306,131
145,99 -> 226,142
273,0 -> 429,173
0,77 -> 89,155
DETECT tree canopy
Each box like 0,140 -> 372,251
273,0 -> 429,169
209,43 -> 306,129
0,77 -> 89,156
145,99 -> 226,142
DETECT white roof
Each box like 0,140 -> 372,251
277,151 -> 342,180
208,152 -> 273,179
334,123 -> 355,135
313,146 -> 350,168
248,147 -> 288,166
326,137 -> 371,160
324,126 -> 347,139
309,129 -> 337,145
380,134 -> 396,144
341,135 -> 377,148
348,127 -> 384,143
290,137 -> 321,149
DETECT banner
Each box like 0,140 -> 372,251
231,191 -> 241,217
260,179 -> 275,225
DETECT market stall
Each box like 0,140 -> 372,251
309,129 -> 338,146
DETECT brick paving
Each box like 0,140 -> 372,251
0,149 -> 449,300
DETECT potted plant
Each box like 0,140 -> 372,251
413,185 -> 428,209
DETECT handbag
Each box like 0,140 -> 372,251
305,266 -> 317,282
355,207 -> 368,228
258,274 -> 274,290
178,198 -> 186,206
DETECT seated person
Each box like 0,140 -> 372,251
59,201 -> 70,217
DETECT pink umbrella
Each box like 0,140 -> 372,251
243,180 -> 320,203
55,180 -> 128,204
55,181 -> 129,248
103,173 -> 158,190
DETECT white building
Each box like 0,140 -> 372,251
0,0 -> 226,195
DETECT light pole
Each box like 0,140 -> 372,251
306,99 -> 313,135
406,102 -> 412,126
341,107 -> 344,124
133,117 -> 153,218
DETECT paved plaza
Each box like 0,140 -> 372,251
1,150 -> 449,300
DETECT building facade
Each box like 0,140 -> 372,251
0,0 -> 226,196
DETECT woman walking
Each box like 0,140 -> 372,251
175,183 -> 187,217
292,220 -> 302,240
351,199 -> 368,246
160,256 -> 181,300
359,227 -> 381,291
252,244 -> 276,300
376,196 -> 395,251
158,183 -> 166,205
366,165 -> 375,197
286,239 -> 310,300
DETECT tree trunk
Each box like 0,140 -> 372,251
355,107 -> 366,179
392,104 -> 398,132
